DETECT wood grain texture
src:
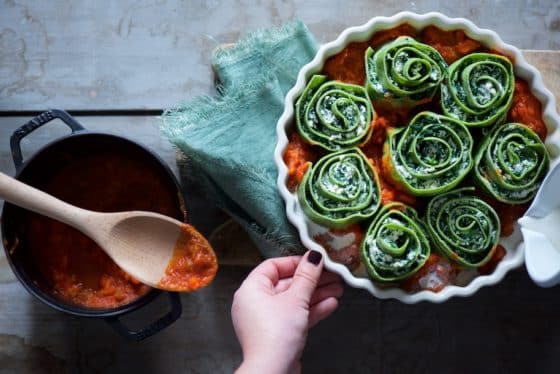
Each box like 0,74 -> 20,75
1,0 -> 559,111
1,2 -> 560,371
0,268 -> 559,373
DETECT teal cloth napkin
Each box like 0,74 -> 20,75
161,20 -> 318,257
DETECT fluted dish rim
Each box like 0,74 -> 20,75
274,12 -> 560,303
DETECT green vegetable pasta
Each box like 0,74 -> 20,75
474,122 -> 549,204
365,36 -> 448,107
298,148 -> 381,228
384,111 -> 473,196
360,203 -> 430,282
441,52 -> 514,127
426,187 -> 500,268
295,74 -> 374,151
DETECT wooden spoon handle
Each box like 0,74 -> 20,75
0,172 -> 88,231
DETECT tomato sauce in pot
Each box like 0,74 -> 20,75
25,148 -> 184,309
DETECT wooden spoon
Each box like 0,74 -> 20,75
0,172 -> 218,292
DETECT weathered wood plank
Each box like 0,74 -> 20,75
0,267 -> 559,373
1,0 -> 559,111
0,14 -> 559,371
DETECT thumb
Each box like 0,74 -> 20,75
289,250 -> 323,304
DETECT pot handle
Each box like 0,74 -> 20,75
105,292 -> 182,341
10,109 -> 85,171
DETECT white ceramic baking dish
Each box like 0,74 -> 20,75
275,11 -> 560,303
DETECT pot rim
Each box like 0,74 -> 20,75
2,129 -> 187,317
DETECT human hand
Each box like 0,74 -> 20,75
231,250 -> 344,374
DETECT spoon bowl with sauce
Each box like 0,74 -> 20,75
0,172 -> 218,292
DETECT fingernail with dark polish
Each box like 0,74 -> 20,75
308,250 -> 322,266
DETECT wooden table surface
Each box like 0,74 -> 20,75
2,1 -> 560,373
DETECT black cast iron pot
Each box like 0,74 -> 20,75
1,109 -> 185,341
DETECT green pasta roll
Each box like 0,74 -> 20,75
474,122 -> 549,204
298,148 -> 381,228
365,36 -> 448,107
383,111 -> 473,196
441,52 -> 514,127
295,74 -> 374,151
360,203 -> 431,282
426,187 -> 500,268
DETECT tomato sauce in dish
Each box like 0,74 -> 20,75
27,149 -> 184,309
478,245 -> 507,275
508,79 -> 548,141
283,132 -> 320,192
323,41 -> 370,85
361,111 -> 417,207
420,26 -> 482,64
313,224 -> 364,271
157,224 -> 218,292
480,196 -> 531,237
283,24 -> 550,292
401,253 -> 457,293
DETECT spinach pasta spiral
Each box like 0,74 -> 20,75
474,122 -> 549,204
298,148 -> 381,228
441,52 -> 514,127
295,74 -> 374,151
360,203 -> 430,282
383,111 -> 473,196
365,36 -> 448,107
426,187 -> 500,268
